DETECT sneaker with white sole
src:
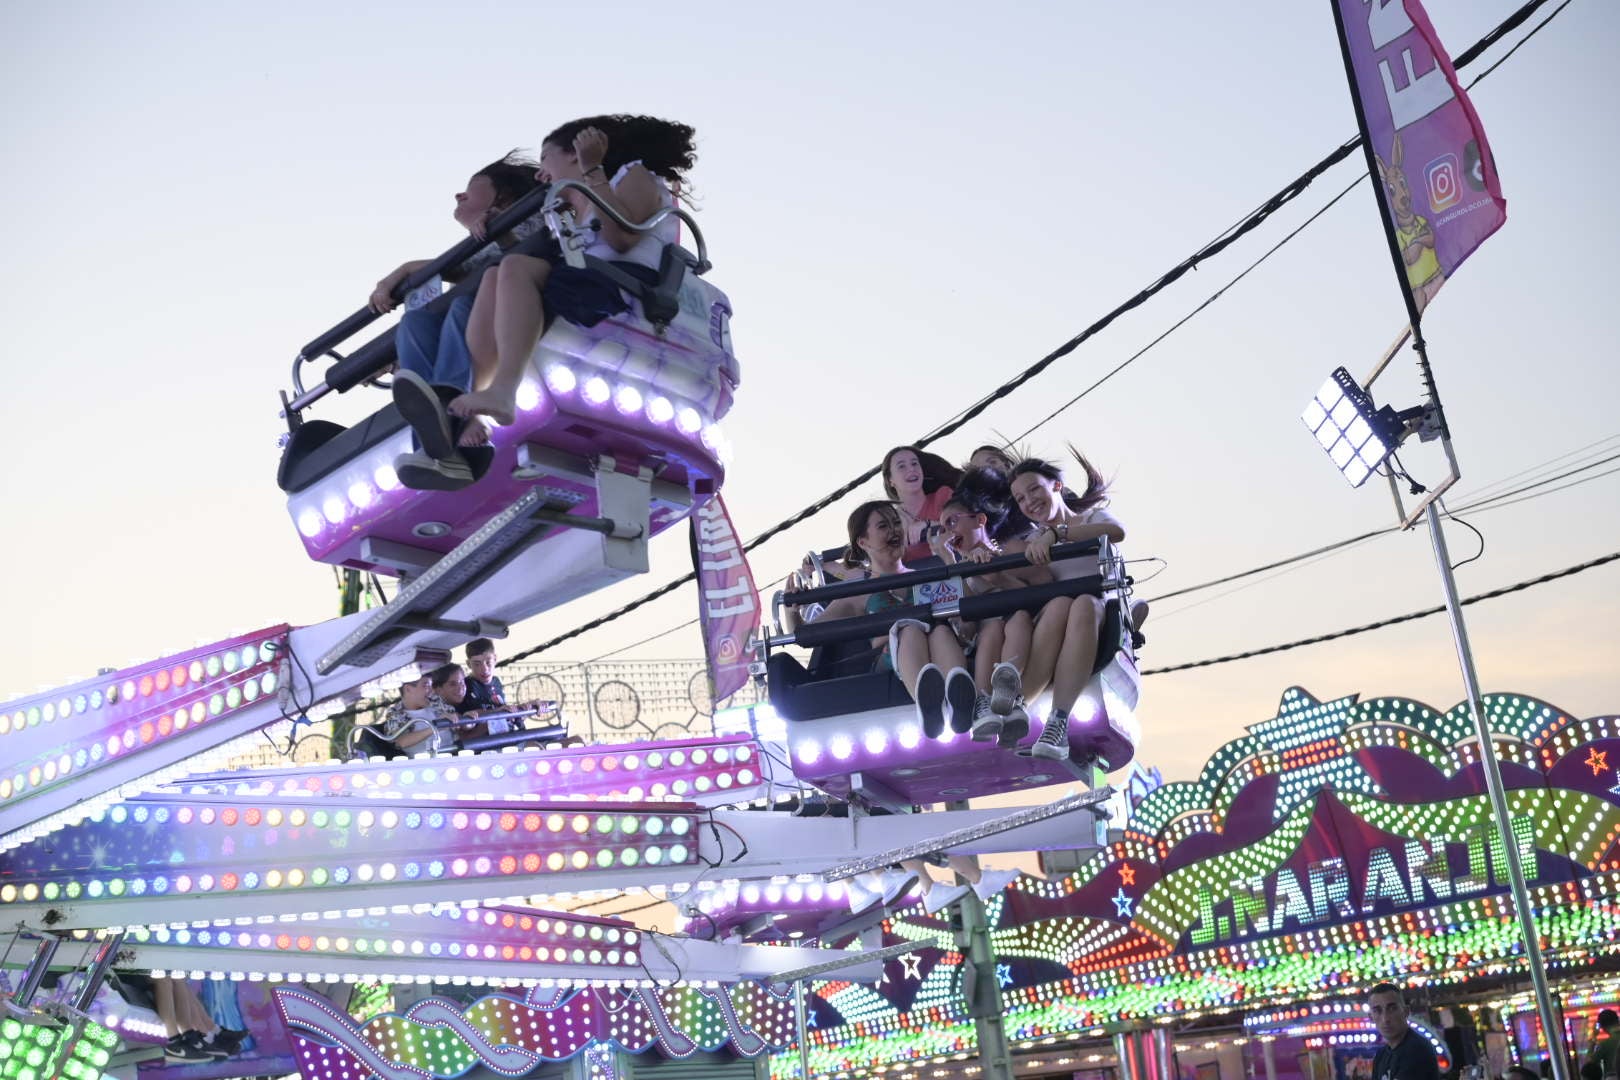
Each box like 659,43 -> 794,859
944,667 -> 977,734
393,370 -> 458,461
971,867 -> 1020,902
998,697 -> 1031,748
921,883 -> 972,915
845,873 -> 884,914
970,692 -> 1002,741
1029,712 -> 1071,760
989,662 -> 1022,715
395,450 -> 474,491
880,869 -> 919,907
914,664 -> 947,739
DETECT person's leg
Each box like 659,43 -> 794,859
927,624 -> 968,673
891,625 -> 931,695
154,978 -> 182,1038
1033,595 -> 1104,759
395,307 -> 446,383
1049,595 -> 1104,717
464,267 -> 501,391
433,294 -> 475,391
893,622 -> 947,738
1022,596 -> 1073,701
972,619 -> 1004,690
1002,609 -> 1034,674
451,254 -> 552,426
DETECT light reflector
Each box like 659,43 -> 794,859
1301,367 -> 1399,488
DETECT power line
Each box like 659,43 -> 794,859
1139,550 -> 1619,676
498,0 -> 1565,668
1145,447 -> 1620,608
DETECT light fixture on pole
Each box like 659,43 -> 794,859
1300,367 -> 1428,488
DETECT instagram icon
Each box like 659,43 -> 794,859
1426,154 -> 1460,212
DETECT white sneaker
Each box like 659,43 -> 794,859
972,868 -> 1020,902
880,870 -> 919,907
1030,713 -> 1070,760
989,662 -> 1021,715
845,873 -> 884,914
922,883 -> 971,915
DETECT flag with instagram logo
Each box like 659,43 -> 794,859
689,493 -> 760,705
1330,0 -> 1506,319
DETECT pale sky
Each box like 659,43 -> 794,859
2,0 -> 1615,784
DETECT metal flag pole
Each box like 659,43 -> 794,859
1325,4 -> 1568,1078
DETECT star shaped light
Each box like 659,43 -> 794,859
1587,748 -> 1610,776
996,963 -> 1013,988
1118,864 -> 1136,886
1111,888 -> 1135,918
899,951 -> 923,981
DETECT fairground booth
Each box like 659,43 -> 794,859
779,687 -> 1620,1080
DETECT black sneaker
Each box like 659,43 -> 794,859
914,664 -> 947,739
395,450 -> 474,491
1029,713 -> 1071,761
998,697 -> 1030,748
206,1027 -> 249,1060
944,668 -> 977,734
165,1031 -> 211,1062
393,370 -> 458,461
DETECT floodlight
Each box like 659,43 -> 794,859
1301,367 -> 1407,487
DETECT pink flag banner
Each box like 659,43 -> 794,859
689,493 -> 760,705
1332,0 -> 1506,317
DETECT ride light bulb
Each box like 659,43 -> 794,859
582,376 -> 611,405
373,464 -> 400,491
544,365 -> 577,394
647,396 -> 675,424
676,407 -> 703,434
515,379 -> 542,412
613,385 -> 643,415
297,510 -> 323,538
348,482 -> 374,509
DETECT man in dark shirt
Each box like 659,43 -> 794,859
462,638 -> 508,714
1370,983 -> 1441,1080
1588,1009 -> 1620,1080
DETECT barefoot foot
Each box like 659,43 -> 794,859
448,389 -> 515,427
458,415 -> 492,447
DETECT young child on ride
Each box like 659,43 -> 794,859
372,154 -> 550,488
937,467 -> 1048,744
448,114 -> 696,432
798,501 -> 978,739
1008,450 -> 1127,760
881,445 -> 963,564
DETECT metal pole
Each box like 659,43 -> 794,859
793,979 -> 812,1080
1424,501 -> 1569,1080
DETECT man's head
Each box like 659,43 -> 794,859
1598,1008 -> 1619,1030
1367,983 -> 1410,1045
1506,1066 -> 1538,1080
466,638 -> 497,683
399,674 -> 432,711
430,663 -> 467,706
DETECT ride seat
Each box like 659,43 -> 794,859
584,244 -> 700,328
768,651 -> 911,723
350,723 -> 405,761
278,405 -> 409,494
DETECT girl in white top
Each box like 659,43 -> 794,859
1008,452 -> 1126,760
451,114 -> 695,428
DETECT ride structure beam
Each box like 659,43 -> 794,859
0,801 -> 1105,931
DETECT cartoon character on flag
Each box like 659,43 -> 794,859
1332,0 -> 1506,321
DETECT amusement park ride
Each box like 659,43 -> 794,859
0,180 -> 1141,1078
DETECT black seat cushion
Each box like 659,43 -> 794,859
279,404 -> 409,494
768,651 -> 910,723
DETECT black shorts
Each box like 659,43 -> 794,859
544,262 -> 658,328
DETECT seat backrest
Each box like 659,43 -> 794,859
1092,599 -> 1124,677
